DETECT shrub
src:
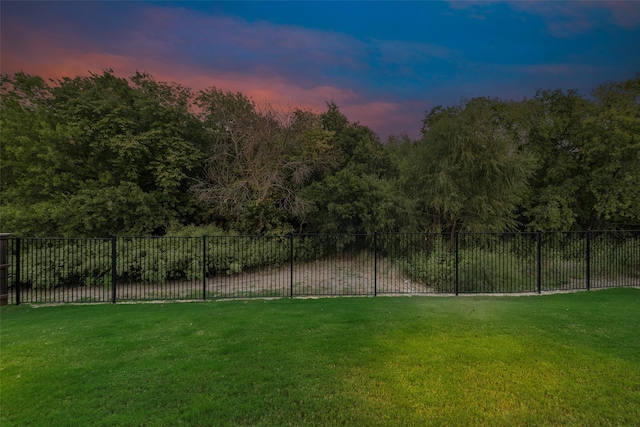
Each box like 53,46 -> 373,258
8,239 -> 112,289
6,232 -> 639,290
394,237 -> 455,292
457,249 -> 535,293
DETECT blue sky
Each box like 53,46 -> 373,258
2,1 -> 639,139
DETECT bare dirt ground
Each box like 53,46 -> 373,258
8,256 -> 640,305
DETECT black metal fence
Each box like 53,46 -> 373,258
4,231 -> 639,304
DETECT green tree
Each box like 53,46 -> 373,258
301,166 -> 415,235
582,76 -> 640,228
1,73 -> 62,235
515,78 -> 639,230
516,89 -> 591,230
1,70 -> 205,236
409,97 -> 535,233
320,102 -> 398,178
298,103 -> 413,236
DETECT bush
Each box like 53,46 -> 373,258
393,237 -> 455,292
207,235 -> 290,276
457,249 -> 535,292
9,235 -> 292,289
7,232 -> 639,290
592,233 -> 640,278
395,235 -> 537,293
8,238 -> 112,289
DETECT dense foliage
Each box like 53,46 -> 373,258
1,71 -> 638,237
1,71 -> 205,236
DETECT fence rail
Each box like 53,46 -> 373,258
4,231 -> 640,304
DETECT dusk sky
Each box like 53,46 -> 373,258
2,1 -> 640,139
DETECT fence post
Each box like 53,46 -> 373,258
455,231 -> 459,296
0,234 -> 11,306
374,232 -> 377,297
15,237 -> 21,306
111,236 -> 117,304
290,233 -> 294,298
537,232 -> 542,294
202,235 -> 207,300
586,230 -> 591,291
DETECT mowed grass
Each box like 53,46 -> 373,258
1,289 -> 639,426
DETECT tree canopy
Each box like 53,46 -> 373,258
408,97 -> 535,233
1,70 -> 638,236
1,71 -> 205,236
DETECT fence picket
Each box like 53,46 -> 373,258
4,231 -> 639,304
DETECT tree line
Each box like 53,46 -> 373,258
1,70 -> 638,237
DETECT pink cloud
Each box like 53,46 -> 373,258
605,1 -> 640,29
341,100 -> 425,138
1,13 -> 419,139
509,1 -> 639,37
447,1 -> 639,37
133,6 -> 368,77
508,2 -> 595,37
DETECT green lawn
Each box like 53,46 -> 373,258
1,289 -> 639,426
